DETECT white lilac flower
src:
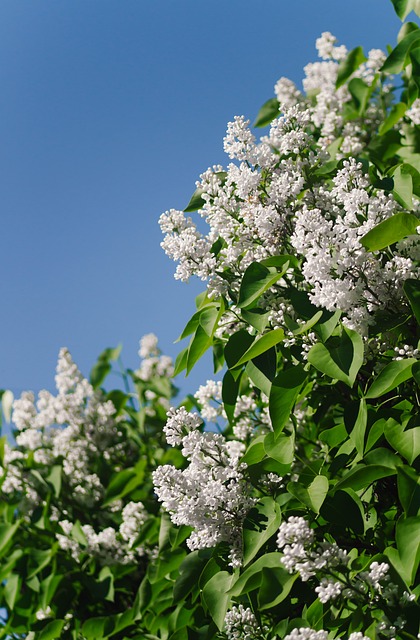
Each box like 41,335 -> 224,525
277,516 -> 347,581
224,605 -> 263,640
160,33 -> 403,341
277,516 -> 314,548
6,348 -> 128,515
275,77 -> 303,109
162,406 -> 202,446
119,501 -> 148,548
284,628 -> 328,640
35,606 -> 52,621
315,577 -> 343,603
194,380 -> 224,423
348,634 -> 371,640
364,561 -> 390,590
138,333 -> 159,359
223,116 -> 257,162
406,98 -> 420,125
154,412 -> 255,564
315,32 -> 348,61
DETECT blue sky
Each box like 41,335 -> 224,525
0,0 -> 402,409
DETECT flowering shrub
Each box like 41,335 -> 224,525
0,337 -> 181,638
148,4 -> 420,639
1,1 -> 420,639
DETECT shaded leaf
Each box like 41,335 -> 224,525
242,497 -> 281,566
184,187 -> 205,212
391,0 -> 420,20
269,366 -> 307,435
381,28 -> 420,73
38,620 -> 66,640
397,465 -> 420,515
385,421 -> 420,464
288,475 -> 329,514
365,358 -> 416,398
335,464 -> 396,491
404,278 -> 420,324
361,211 -> 418,251
307,326 -> 363,388
233,329 -> 284,368
379,102 -> 408,135
238,261 -> 288,309
336,46 -> 366,88
202,571 -> 235,631
254,97 -> 280,128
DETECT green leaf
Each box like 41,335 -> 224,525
241,435 -> 266,466
391,0 -> 420,20
104,468 -> 137,504
202,571 -> 236,631
393,166 -> 414,209
254,97 -> 280,128
307,326 -> 363,388
293,310 -> 323,335
233,329 -> 284,368
287,475 -> 329,514
184,187 -> 205,212
173,549 -> 211,604
28,549 -> 55,579
98,566 -> 115,602
4,574 -> 20,609
241,307 -> 270,333
264,431 -> 295,472
336,46 -> 367,88
173,346 -> 188,376
269,366 -> 307,435
38,620 -> 66,640
404,278 -> 420,324
90,361 -> 111,389
314,309 -> 341,342
379,102 -> 408,135
319,423 -> 348,448
258,567 -> 297,610
81,616 -> 109,638
178,306 -> 210,341
186,325 -> 212,374
320,489 -> 365,534
242,497 -> 281,566
398,465 -> 420,515
368,130 -> 403,172
90,345 -> 121,388
348,78 -> 371,114
0,522 -> 20,558
385,421 -> 420,464
365,418 -> 386,452
46,465 -> 62,498
228,552 -> 283,596
365,358 -> 416,398
224,330 -> 255,370
222,369 -> 241,424
349,399 -> 368,456
238,261 -> 288,309
199,305 -> 223,336
335,464 -> 396,491
245,348 -> 276,397
361,211 -> 419,252
381,29 -> 420,73
396,516 -> 420,585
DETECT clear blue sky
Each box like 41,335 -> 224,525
0,0 -> 401,408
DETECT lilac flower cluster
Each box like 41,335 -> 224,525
160,33 -> 419,344
153,407 -> 256,566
